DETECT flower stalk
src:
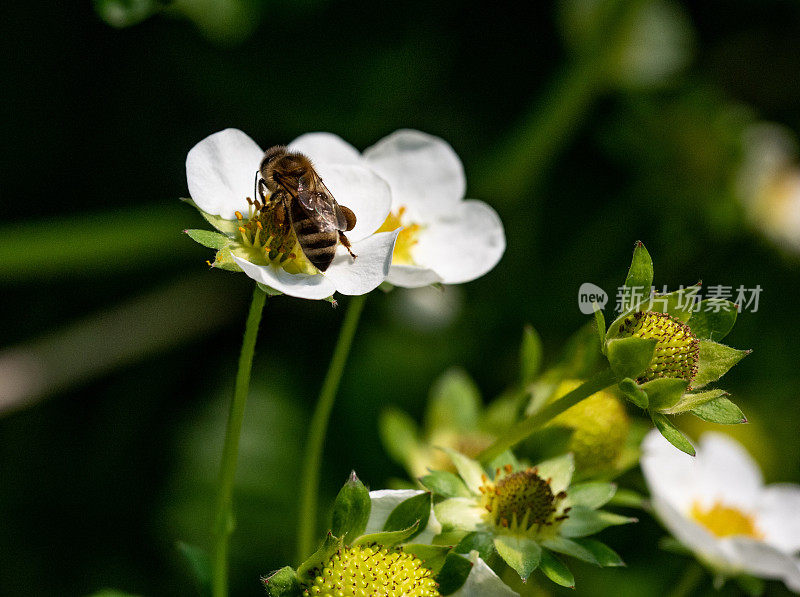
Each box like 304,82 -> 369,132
478,367 -> 619,464
296,294 -> 367,562
212,285 -> 267,597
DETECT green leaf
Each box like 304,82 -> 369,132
436,552 -> 474,595
690,299 -> 738,341
261,566 -> 302,597
297,533 -> 343,582
442,449 -> 486,494
534,453 -> 575,494
560,506 -> 637,538
176,541 -> 212,597
639,378 -> 689,411
383,493 -> 431,542
181,197 -> 240,235
691,397 -> 747,424
693,340 -> 750,388
426,368 -> 482,432
379,408 -> 420,467
494,535 -> 542,579
735,574 -> 766,596
571,538 -> 626,567
354,521 -> 420,548
542,536 -> 599,565
330,472 -> 371,545
622,241 -> 653,311
521,324 -> 544,385
651,413 -> 696,456
419,470 -> 471,498
454,532 -> 495,561
402,544 -> 451,574
661,389 -> 728,415
184,229 -> 231,250
567,482 -> 617,510
539,549 -> 575,588
618,377 -> 649,409
594,306 -> 606,350
606,336 -> 657,380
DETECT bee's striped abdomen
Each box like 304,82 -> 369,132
291,201 -> 338,272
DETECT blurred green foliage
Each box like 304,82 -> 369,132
3,0 -> 800,595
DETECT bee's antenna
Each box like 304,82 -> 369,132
253,170 -> 259,203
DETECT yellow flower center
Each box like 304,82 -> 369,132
232,196 -> 317,275
617,311 -> 700,384
303,545 -> 440,597
377,207 -> 422,265
690,500 -> 762,539
479,465 -> 569,539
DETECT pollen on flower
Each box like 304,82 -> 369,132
302,545 -> 441,597
377,207 -> 422,265
690,500 -> 763,539
617,311 -> 700,385
479,467 -> 570,539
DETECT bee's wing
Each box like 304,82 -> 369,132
297,174 -> 348,231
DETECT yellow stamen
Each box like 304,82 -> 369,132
690,500 -> 762,539
376,206 -> 422,265
234,211 -> 243,221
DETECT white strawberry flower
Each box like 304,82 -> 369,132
642,430 -> 800,592
185,128 -> 399,300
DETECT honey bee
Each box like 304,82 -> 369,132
257,146 -> 357,272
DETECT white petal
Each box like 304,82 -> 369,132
231,255 -> 336,300
695,433 -> 763,510
186,128 -> 263,219
325,231 -> 398,296
363,129 -> 466,211
757,484 -> 800,553
454,552 -> 519,597
314,164 -> 392,242
642,429 -> 702,512
413,200 -> 505,284
726,538 -> 800,591
366,489 -> 442,544
386,264 -> 443,288
288,132 -> 362,166
649,495 -> 729,568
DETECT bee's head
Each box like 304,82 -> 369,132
260,146 -> 312,191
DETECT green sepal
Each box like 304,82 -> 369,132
618,377 -> 649,409
296,533 -> 343,582
693,340 -> 749,388
176,541 -> 212,597
735,574 -> 766,597
539,549 -> 575,588
606,336 -> 657,380
541,536 -> 599,565
419,470 -> 471,498
653,284 -> 701,322
354,521 -> 419,548
651,413 -> 695,456
256,282 -> 283,296
426,369 -> 482,432
383,493 -> 431,542
379,408 -> 420,467
594,306 -> 607,351
571,538 -> 626,567
690,300 -> 738,341
261,566 -> 302,597
521,324 -> 544,385
436,552 -> 474,595
559,506 -> 637,538
94,0 -> 161,28
454,532 -> 495,561
621,241 -> 654,311
181,197 -> 240,235
691,397 -> 747,424
442,449 -> 486,493
566,482 -> 617,510
494,535 -> 542,579
658,536 -> 692,555
401,544 -> 451,574
639,378 -> 689,411
184,229 -> 231,250
330,471 -> 371,545
212,245 -> 244,272
607,488 -> 646,509
661,389 -> 728,415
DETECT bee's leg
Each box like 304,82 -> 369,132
257,178 -> 270,204
338,232 -> 357,259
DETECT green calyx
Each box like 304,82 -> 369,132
615,311 -> 699,385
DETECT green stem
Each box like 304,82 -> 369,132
296,295 -> 367,563
666,561 -> 705,597
212,285 -> 267,597
478,367 -> 619,464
